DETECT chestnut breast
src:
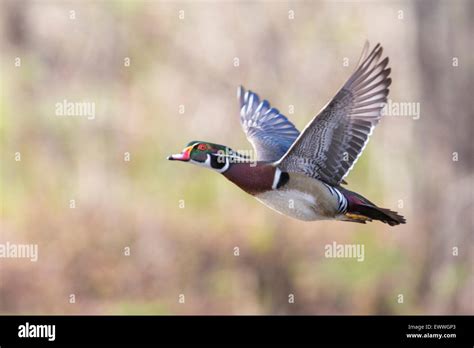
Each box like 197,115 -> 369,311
223,162 -> 276,195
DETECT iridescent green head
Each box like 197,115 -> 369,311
168,141 -> 236,172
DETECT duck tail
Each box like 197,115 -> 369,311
339,188 -> 406,226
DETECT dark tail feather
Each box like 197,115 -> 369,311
351,204 -> 406,226
338,187 -> 406,226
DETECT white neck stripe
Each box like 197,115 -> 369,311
216,157 -> 230,173
272,168 -> 282,189
191,155 -> 230,173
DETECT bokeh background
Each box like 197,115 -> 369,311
1,0 -> 472,314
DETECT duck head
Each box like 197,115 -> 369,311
168,141 -> 234,173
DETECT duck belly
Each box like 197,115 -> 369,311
255,183 -> 340,222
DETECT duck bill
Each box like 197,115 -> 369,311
167,146 -> 193,161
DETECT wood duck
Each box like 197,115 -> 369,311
168,43 -> 406,226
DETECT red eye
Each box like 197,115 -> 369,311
197,144 -> 208,151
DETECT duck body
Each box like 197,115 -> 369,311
168,42 -> 406,226
254,174 -> 342,222
221,161 -> 403,225
223,162 -> 343,221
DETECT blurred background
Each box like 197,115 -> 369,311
0,0 -> 472,314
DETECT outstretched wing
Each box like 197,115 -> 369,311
276,43 -> 391,186
238,86 -> 300,162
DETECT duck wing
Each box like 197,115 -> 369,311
238,86 -> 300,162
275,42 -> 391,186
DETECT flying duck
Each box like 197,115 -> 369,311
168,43 -> 406,226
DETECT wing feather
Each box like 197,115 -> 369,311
276,43 -> 391,185
238,86 -> 300,162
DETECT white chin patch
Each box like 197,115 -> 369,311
191,155 -> 229,173
190,156 -> 210,168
